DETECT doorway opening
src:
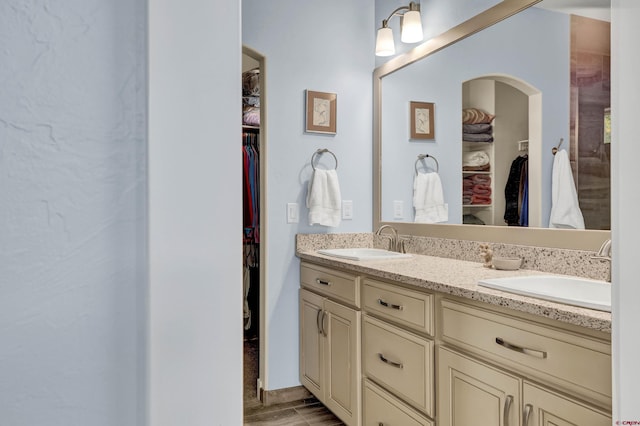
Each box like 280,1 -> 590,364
242,46 -> 267,415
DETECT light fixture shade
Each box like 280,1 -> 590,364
401,10 -> 423,43
375,27 -> 395,56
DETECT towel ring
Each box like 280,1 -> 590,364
311,148 -> 338,171
415,154 -> 439,175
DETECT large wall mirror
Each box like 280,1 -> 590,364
374,0 -> 611,249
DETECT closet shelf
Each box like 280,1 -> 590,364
462,171 -> 491,175
463,204 -> 493,208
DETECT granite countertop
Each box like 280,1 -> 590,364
297,249 -> 612,334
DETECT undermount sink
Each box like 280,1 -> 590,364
478,275 -> 611,312
317,248 -> 412,261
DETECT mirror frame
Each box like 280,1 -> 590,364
373,0 -> 610,251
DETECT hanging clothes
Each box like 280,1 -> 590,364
504,155 -> 528,226
243,131 -> 260,243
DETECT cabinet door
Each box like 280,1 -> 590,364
523,382 -> 610,426
438,347 -> 520,426
324,298 -> 361,426
299,289 -> 324,397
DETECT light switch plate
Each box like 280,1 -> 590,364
393,200 -> 404,219
342,200 -> 353,220
287,203 -> 299,223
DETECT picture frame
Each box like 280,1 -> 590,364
305,90 -> 337,134
410,101 -> 435,139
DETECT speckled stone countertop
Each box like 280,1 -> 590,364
296,249 -> 612,334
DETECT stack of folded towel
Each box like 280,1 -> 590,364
306,168 -> 342,227
462,108 -> 495,143
463,174 -> 492,205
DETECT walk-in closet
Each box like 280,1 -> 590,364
242,48 -> 264,416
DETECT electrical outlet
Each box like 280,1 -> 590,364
393,200 -> 404,219
287,203 -> 299,223
342,200 -> 353,220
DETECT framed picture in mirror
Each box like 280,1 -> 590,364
410,101 -> 435,139
305,90 -> 337,134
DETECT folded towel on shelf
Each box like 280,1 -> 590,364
549,149 -> 585,229
463,108 -> 495,124
471,174 -> 491,185
463,163 -> 491,172
463,132 -> 494,143
413,172 -> 448,223
463,150 -> 490,167
306,169 -> 342,227
472,184 -> 492,196
471,194 -> 492,205
463,123 -> 493,134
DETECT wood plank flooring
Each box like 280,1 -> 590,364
244,338 -> 344,425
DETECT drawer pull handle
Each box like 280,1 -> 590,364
495,338 -> 547,359
377,299 -> 403,311
316,309 -> 323,335
316,278 -> 331,286
504,395 -> 513,426
378,353 -> 403,369
321,311 -> 328,337
523,403 -> 533,426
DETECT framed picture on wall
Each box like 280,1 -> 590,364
410,101 -> 435,139
305,90 -> 337,134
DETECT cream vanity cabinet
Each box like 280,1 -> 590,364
361,277 -> 435,425
437,298 -> 611,426
299,260 -> 611,426
299,262 -> 361,426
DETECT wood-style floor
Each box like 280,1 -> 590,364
244,338 -> 344,425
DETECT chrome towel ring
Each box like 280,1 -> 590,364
415,153 -> 439,175
311,148 -> 338,170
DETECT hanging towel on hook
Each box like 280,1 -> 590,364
307,169 -> 342,227
413,172 -> 448,223
549,149 -> 585,229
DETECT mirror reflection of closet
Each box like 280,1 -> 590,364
462,76 -> 540,227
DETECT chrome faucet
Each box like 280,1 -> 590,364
592,239 -> 612,282
375,224 -> 405,253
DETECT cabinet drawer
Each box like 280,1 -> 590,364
363,379 -> 433,426
363,315 -> 434,417
363,278 -> 434,336
440,299 -> 611,404
300,262 -> 360,306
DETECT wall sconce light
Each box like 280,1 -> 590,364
375,1 -> 424,57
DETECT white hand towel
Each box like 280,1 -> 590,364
306,169 -> 342,227
549,149 -> 585,229
413,172 -> 448,223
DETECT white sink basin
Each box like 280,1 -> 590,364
317,248 -> 412,261
478,275 -> 611,312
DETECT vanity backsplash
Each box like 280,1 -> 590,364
296,233 -> 610,282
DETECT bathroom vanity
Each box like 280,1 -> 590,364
297,242 -> 611,426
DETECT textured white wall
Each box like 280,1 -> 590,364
148,0 -> 243,424
0,1 -> 146,425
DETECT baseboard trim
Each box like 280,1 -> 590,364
261,385 -> 312,406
